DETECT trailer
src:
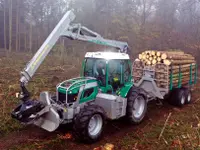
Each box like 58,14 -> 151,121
133,61 -> 198,106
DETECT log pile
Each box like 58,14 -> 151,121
133,50 -> 197,89
138,50 -> 195,66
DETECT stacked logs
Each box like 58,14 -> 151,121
138,50 -> 195,66
133,50 -> 197,89
133,60 -> 144,83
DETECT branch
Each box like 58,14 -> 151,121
158,112 -> 172,140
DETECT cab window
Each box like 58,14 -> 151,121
124,60 -> 131,83
108,60 -> 122,90
84,58 -> 106,86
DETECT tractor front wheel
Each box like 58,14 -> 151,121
73,105 -> 106,143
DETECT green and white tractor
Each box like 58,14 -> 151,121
11,10 -> 197,143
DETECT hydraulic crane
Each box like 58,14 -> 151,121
19,10 -> 129,103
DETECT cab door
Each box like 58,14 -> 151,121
107,59 -> 132,94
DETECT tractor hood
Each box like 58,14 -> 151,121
57,77 -> 97,94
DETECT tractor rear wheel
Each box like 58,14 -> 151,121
73,105 -> 106,143
126,88 -> 147,124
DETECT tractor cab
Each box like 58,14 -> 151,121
83,52 -> 132,95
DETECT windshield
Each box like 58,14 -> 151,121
84,58 -> 131,88
84,58 -> 106,85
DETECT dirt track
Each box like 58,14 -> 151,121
0,98 -> 198,150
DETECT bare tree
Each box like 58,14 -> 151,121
4,0 -> 7,50
9,0 -> 12,52
29,7 -> 33,52
16,0 -> 19,52
4,0 -> 7,51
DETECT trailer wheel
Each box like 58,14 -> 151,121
170,89 -> 186,107
184,88 -> 192,104
126,88 -> 147,124
73,105 -> 106,143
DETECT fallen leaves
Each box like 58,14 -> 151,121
172,107 -> 181,112
8,84 -> 19,92
58,133 -> 72,140
37,145 -> 44,149
104,143 -> 114,150
171,138 -> 182,149
0,94 -> 4,100
94,143 -> 114,150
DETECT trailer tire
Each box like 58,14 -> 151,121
126,88 -> 147,124
170,89 -> 186,107
73,105 -> 106,143
183,88 -> 192,104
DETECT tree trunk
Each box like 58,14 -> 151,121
29,23 -> 32,53
25,32 -> 27,51
37,27 -> 41,49
4,0 -> 7,51
9,0 -> 12,52
19,18 -> 21,51
15,0 -> 19,52
61,38 -> 65,64
29,7 -> 33,53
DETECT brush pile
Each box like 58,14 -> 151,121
133,50 -> 197,89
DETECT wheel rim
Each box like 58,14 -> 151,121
133,96 -> 145,119
187,93 -> 191,102
88,114 -> 103,136
181,95 -> 185,105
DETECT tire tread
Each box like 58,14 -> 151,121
73,105 -> 106,143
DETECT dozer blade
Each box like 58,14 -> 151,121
34,107 -> 60,132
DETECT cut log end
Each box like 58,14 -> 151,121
157,52 -> 161,57
139,54 -> 143,60
161,53 -> 167,60
152,59 -> 157,65
164,59 -> 171,66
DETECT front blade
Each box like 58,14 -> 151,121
34,107 -> 60,132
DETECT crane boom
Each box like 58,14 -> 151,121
20,10 -> 75,84
63,24 -> 128,52
20,10 -> 129,100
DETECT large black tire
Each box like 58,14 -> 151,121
73,105 -> 106,143
126,87 -> 147,124
169,88 -> 186,107
183,88 -> 192,104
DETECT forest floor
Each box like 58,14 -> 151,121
0,53 -> 200,150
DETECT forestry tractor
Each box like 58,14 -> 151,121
11,10 -> 197,143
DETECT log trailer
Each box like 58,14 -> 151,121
11,10 -> 198,143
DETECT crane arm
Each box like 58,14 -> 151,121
19,10 -> 128,101
20,10 -> 76,84
63,24 -> 128,52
